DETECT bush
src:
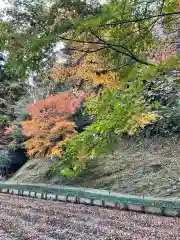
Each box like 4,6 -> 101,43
19,109 -> 30,121
13,96 -> 32,121
142,106 -> 180,137
12,125 -> 27,145
144,74 -> 178,107
142,73 -> 180,136
0,115 -> 9,124
5,122 -> 28,151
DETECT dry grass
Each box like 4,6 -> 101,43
9,135 -> 180,198
52,135 -> 180,198
0,193 -> 180,239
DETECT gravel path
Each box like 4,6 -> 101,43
0,193 -> 180,239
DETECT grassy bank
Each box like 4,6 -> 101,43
48,135 -> 180,198
8,135 -> 180,198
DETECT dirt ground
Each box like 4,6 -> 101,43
0,193 -> 180,239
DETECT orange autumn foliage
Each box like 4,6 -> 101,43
22,91 -> 88,158
26,91 -> 87,121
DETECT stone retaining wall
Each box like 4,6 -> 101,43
1,182 -> 180,217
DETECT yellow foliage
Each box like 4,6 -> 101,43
124,112 -> 158,135
49,51 -> 119,89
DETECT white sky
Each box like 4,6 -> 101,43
0,0 -> 7,9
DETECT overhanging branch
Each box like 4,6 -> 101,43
89,30 -> 154,66
59,35 -> 153,66
102,11 -> 180,27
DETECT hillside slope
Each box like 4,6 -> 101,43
49,135 -> 180,198
7,135 -> 180,198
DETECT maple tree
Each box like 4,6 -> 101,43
22,91 -> 88,158
49,50 -> 119,90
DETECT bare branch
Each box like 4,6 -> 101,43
66,46 -> 107,53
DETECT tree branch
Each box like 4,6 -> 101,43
102,11 -> 180,27
89,31 -> 154,66
66,46 -> 107,53
61,33 -> 153,65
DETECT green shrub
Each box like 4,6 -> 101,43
144,74 -> 178,107
13,96 -> 32,120
12,126 -> 27,144
19,109 -> 30,121
7,124 -> 28,150
143,106 -> 180,137
143,73 -> 180,136
0,115 -> 9,124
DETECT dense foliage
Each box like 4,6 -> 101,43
22,91 -> 88,158
0,0 -> 179,177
